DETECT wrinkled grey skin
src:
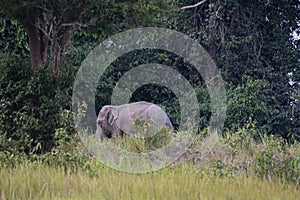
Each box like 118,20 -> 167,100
96,101 -> 173,139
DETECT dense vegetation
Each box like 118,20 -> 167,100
0,0 -> 299,199
1,125 -> 299,199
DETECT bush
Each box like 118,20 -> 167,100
113,118 -> 174,153
253,134 -> 300,183
0,53 -> 75,154
176,121 -> 300,184
41,127 -> 101,176
225,76 -> 271,132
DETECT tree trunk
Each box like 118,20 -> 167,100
39,14 -> 49,66
19,12 -> 73,74
19,12 -> 48,71
50,25 -> 73,74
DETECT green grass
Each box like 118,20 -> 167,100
1,123 -> 299,199
1,163 -> 299,200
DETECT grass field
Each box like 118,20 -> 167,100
1,163 -> 299,200
1,127 -> 299,199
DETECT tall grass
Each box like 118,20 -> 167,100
1,163 -> 299,200
1,121 -> 299,199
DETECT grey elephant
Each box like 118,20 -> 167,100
96,101 -> 173,139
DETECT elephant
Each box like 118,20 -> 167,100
96,101 -> 173,139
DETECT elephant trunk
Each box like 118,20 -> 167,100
96,126 -> 106,140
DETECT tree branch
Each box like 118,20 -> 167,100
60,22 -> 90,28
180,0 -> 208,10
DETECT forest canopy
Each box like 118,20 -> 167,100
0,0 -> 299,153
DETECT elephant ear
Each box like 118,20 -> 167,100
108,107 -> 118,127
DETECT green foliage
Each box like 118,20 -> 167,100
176,0 -> 300,139
42,127 -> 100,176
111,0 -> 175,28
223,121 -> 257,159
0,118 -> 299,185
0,135 -> 28,168
0,106 -> 100,176
69,0 -> 175,67
0,54 -> 75,153
226,76 -> 271,131
206,159 -> 238,178
253,134 -> 300,183
174,121 -> 299,184
218,123 -> 299,184
113,118 -> 173,153
1,0 -> 299,140
0,13 -> 29,56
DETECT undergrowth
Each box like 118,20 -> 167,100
1,121 -> 299,185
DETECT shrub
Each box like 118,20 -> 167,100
225,76 -> 271,132
113,118 -> 174,153
253,134 -> 300,183
0,53 -> 75,154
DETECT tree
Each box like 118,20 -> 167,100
0,0 -> 175,73
0,0 -> 176,153
0,0 -> 111,73
176,0 -> 300,138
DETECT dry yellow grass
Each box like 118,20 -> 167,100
1,164 -> 299,200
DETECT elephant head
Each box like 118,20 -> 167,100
96,105 -> 122,139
